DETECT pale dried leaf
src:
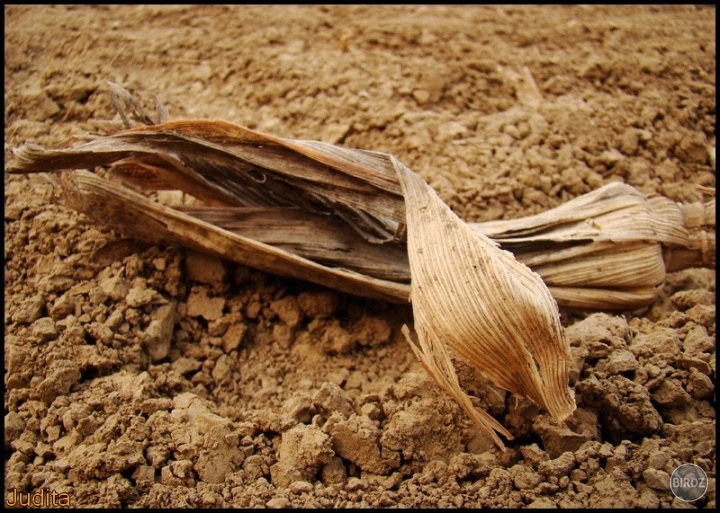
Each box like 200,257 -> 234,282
393,156 -> 575,445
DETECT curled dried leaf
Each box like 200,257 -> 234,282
393,156 -> 575,448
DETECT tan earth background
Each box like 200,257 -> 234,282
3,5 -> 716,508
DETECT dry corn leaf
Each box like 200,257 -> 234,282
394,155 -> 575,447
6,84 -> 715,447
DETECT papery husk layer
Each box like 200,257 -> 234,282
393,156 -> 575,447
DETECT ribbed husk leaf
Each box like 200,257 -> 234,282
471,182 -> 715,310
393,156 -> 575,447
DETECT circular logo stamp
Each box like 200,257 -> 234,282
670,463 -> 708,502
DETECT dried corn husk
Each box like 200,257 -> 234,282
10,137 -> 714,309
394,155 -> 574,447
6,84 -> 715,447
472,183 -> 715,310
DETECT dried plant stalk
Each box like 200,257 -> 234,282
6,84 -> 715,447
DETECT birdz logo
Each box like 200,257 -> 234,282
670,464 -> 708,502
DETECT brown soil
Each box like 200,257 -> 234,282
4,5 -> 716,508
